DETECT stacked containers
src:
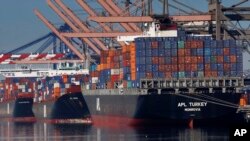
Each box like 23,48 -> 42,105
89,31 -> 243,90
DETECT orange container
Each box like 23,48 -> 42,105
131,73 -> 136,80
146,73 -> 153,79
205,71 -> 212,77
211,71 -> 218,77
151,41 -> 158,48
224,63 -> 230,71
230,55 -> 237,63
205,64 -> 211,70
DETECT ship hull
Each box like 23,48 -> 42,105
33,92 -> 91,124
0,98 -> 35,122
83,92 -> 246,126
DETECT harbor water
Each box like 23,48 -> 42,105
0,122 -> 230,141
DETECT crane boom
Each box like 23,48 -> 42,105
54,0 -> 107,51
47,0 -> 101,55
34,9 -> 85,60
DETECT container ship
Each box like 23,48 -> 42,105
0,65 -> 91,123
82,18 -> 249,126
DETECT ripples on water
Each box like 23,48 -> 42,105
0,122 -> 229,141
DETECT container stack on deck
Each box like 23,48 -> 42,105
88,31 -> 243,90
0,74 -> 88,102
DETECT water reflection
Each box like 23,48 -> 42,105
0,122 -> 229,141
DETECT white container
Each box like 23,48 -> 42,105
111,69 -> 120,75
85,84 -> 90,90
92,77 -> 99,83
65,83 -> 70,88
54,83 -> 60,88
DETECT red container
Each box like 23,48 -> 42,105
185,41 -> 191,48
165,65 -> 172,71
171,65 -> 178,72
111,75 -> 119,82
123,60 -> 131,67
158,57 -> 165,64
146,73 -> 153,79
185,64 -> 191,71
205,64 -> 211,70
185,56 -> 191,63
171,57 -> 178,64
159,65 -> 165,71
185,49 -> 191,56
178,57 -> 185,64
191,57 -> 198,64
217,56 -> 224,63
191,64 -> 197,71
151,41 -> 158,48
197,56 -> 203,63
205,71 -> 212,77
152,57 -> 159,64
178,49 -> 185,56
178,64 -> 185,71
211,71 -> 218,77
223,48 -> 230,56
165,72 -> 172,78
223,63 -> 230,71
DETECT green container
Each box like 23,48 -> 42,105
178,41 -> 185,49
127,81 -> 132,88
210,56 -> 217,63
178,72 -> 185,78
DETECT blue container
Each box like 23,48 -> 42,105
165,49 -> 172,56
224,40 -> 230,47
236,48 -> 242,55
211,40 -> 217,48
230,47 -> 236,55
164,41 -> 171,49
185,72 -> 191,78
158,50 -> 165,56
216,48 -> 223,55
172,72 -> 178,78
231,63 -> 237,71
191,49 -> 197,56
152,65 -> 158,72
165,57 -> 172,64
146,49 -> 152,56
217,40 -> 224,48
191,71 -> 198,77
158,41 -> 164,49
153,72 -> 158,78
152,49 -> 158,56
211,63 -> 217,71
229,39 -> 236,48
158,72 -> 164,78
171,41 -> 178,48
217,63 -> 224,71
171,49 -> 178,56
140,57 -> 146,64
197,49 -> 203,56
205,56 -> 211,63
224,56 -> 230,63
136,65 -> 146,72
218,71 -> 224,77
146,65 -> 152,71
237,63 -> 243,71
230,71 -> 237,77
197,64 -> 204,71
136,50 -> 146,57
139,72 -> 146,79
236,55 -> 243,63
211,48 -> 217,56
204,48 -> 211,56
145,57 -> 152,64
204,40 -> 211,47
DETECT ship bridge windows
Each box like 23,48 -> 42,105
213,88 -> 222,93
161,88 -> 175,94
195,88 -> 209,94
179,88 -> 189,94
148,89 -> 158,95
